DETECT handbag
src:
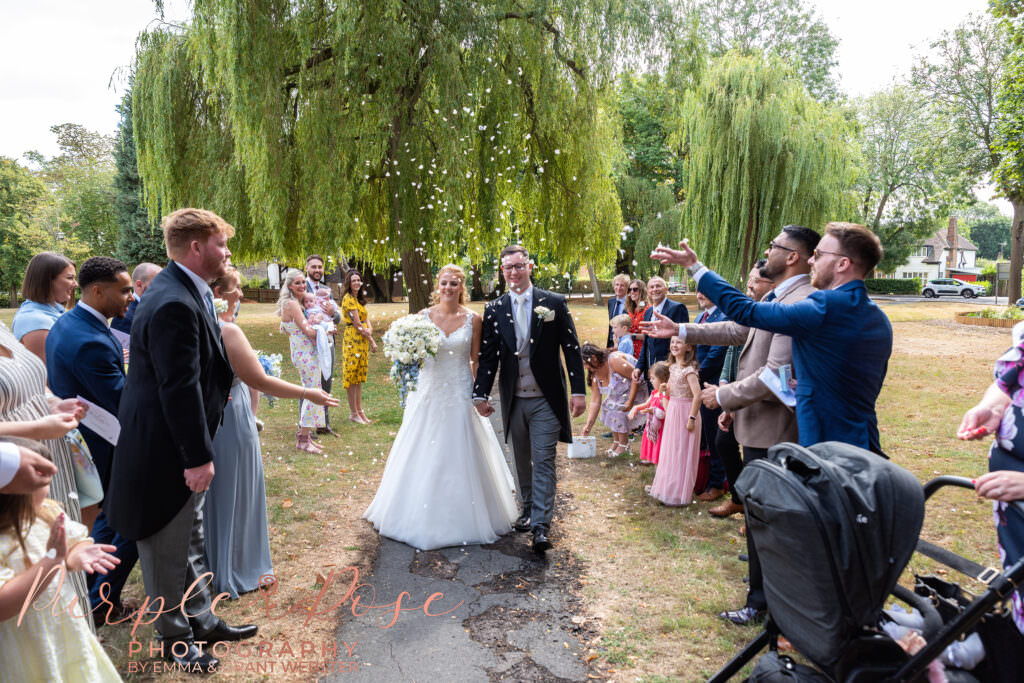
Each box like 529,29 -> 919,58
568,436 -> 596,459
65,428 -> 103,508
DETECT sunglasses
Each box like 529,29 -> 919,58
628,286 -> 641,292
812,248 -> 847,259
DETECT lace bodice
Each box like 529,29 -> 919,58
667,364 -> 697,399
415,310 -> 474,399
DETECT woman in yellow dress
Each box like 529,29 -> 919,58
341,270 -> 377,424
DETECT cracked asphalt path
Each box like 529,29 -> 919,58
325,407 -> 594,682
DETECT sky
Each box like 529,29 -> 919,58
0,0 -> 1001,201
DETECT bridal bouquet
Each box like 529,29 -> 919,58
382,314 -> 442,407
256,351 -> 283,407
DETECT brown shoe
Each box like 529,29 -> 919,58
709,500 -> 744,518
696,487 -> 725,502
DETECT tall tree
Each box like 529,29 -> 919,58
678,52 -> 856,284
26,124 -> 119,258
614,72 -> 684,278
991,1 -> 1024,297
113,86 -> 166,266
689,0 -> 840,102
853,83 -> 974,272
912,14 -> 1016,294
133,0 -> 654,310
0,158 -> 51,301
961,201 -> 1012,260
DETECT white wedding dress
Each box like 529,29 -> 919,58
363,310 -> 518,550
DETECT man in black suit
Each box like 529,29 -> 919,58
473,245 -> 587,553
606,274 -> 630,347
632,276 -> 689,386
105,209 -> 256,673
110,262 -> 161,335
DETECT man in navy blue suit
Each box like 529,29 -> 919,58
606,274 -> 630,347
643,223 -> 892,455
46,256 -> 137,626
694,292 -> 729,501
110,262 -> 161,335
631,277 -> 689,395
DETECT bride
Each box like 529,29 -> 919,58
363,264 -> 518,550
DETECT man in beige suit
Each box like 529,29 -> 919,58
678,224 -> 820,626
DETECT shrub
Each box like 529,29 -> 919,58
864,278 -> 920,295
970,307 -> 1024,320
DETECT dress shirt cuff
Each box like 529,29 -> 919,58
570,394 -> 585,398
472,396 -> 489,404
677,324 -> 687,340
715,388 -> 723,406
688,263 -> 708,282
0,443 -> 20,489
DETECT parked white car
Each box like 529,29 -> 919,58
921,278 -> 987,298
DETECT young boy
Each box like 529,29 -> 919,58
610,314 -> 634,356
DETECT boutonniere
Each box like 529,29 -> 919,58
213,298 -> 229,315
535,305 -> 555,322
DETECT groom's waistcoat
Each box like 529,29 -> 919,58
511,291 -> 543,398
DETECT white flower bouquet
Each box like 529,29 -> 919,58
382,314 -> 443,406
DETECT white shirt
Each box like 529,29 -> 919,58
175,261 -> 214,305
771,273 -> 809,300
0,442 -> 20,489
77,301 -> 110,328
650,297 -> 667,317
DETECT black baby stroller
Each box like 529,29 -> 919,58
707,441 -> 1024,682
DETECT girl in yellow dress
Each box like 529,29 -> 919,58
0,438 -> 121,682
341,270 -> 377,424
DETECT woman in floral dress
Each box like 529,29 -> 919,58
277,270 -> 325,452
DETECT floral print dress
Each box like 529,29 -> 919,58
989,320 -> 1024,633
281,320 -> 325,428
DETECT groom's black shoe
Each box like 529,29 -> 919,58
513,509 -> 531,532
161,641 -> 219,674
193,619 -> 258,644
531,527 -> 552,553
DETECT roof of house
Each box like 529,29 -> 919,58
923,230 -> 978,252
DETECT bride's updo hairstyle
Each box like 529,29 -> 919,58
430,264 -> 467,305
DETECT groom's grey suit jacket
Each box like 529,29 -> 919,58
473,288 -> 586,443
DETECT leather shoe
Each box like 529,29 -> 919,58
193,619 -> 258,644
316,426 -> 340,437
709,500 -> 744,518
696,487 -> 725,502
531,528 -> 552,553
718,606 -> 765,626
513,510 -> 531,533
162,641 -> 219,674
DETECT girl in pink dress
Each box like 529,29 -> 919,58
646,338 -> 702,506
629,362 -> 670,465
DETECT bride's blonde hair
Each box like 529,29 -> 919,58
430,264 -> 467,305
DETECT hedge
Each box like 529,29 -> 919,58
864,278 -> 921,295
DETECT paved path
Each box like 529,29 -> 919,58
326,406 -> 593,682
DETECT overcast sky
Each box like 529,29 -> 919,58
0,0 -> 998,201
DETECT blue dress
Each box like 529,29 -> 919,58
11,300 -> 65,341
202,377 -> 274,598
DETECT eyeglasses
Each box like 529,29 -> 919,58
628,286 -> 641,292
812,248 -> 847,260
501,263 -> 528,273
768,241 -> 797,253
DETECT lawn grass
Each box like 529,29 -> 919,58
3,296 -> 1012,681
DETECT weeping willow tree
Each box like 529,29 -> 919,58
133,0 -> 660,310
678,52 -> 856,283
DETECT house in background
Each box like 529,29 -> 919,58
889,219 -> 981,283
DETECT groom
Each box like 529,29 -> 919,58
473,245 -> 586,553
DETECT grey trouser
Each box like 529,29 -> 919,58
508,396 -> 561,531
136,492 -> 219,642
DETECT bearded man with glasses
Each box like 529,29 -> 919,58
643,222 -> 892,456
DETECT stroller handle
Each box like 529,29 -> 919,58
923,475 -> 1024,517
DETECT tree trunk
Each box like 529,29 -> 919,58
348,259 -> 392,303
470,264 -> 486,301
587,262 -> 602,305
1010,198 -> 1024,302
401,248 -> 432,313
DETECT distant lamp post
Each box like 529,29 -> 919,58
55,230 -> 65,254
